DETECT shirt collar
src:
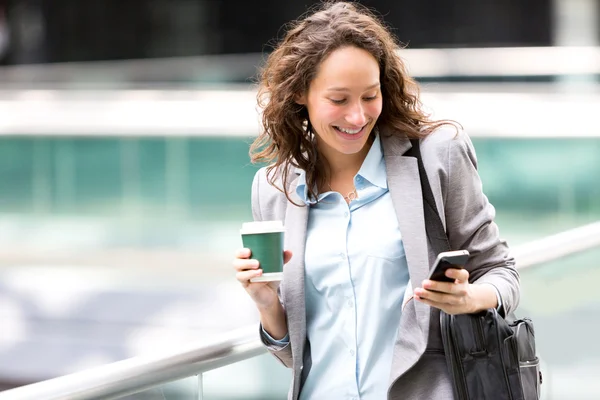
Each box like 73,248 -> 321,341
356,133 -> 387,190
296,133 -> 387,204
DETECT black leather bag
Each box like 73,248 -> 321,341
407,138 -> 542,400
440,308 -> 541,400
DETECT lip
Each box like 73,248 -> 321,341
333,124 -> 369,141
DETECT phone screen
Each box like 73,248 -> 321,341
429,259 -> 461,283
428,251 -> 469,283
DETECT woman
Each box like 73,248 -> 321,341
233,2 -> 520,399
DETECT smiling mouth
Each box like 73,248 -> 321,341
333,124 -> 368,135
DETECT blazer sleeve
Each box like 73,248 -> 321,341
251,167 -> 294,368
442,131 -> 520,316
251,168 -> 264,222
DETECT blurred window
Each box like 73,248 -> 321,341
3,0 -> 553,65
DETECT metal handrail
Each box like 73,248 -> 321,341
513,221 -> 600,270
1,220 -> 600,400
0,326 -> 264,400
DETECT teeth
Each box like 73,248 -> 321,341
337,126 -> 362,134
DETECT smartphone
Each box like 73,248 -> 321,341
427,250 -> 470,283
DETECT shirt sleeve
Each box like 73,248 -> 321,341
494,285 -> 503,313
261,326 -> 290,346
479,282 -> 504,314
495,288 -> 502,311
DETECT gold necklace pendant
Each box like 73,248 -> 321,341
328,183 -> 358,202
346,191 -> 357,201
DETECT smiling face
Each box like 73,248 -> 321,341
298,45 -> 383,168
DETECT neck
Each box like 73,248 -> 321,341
320,136 -> 374,181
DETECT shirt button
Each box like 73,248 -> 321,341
347,300 -> 353,307
356,176 -> 362,182
350,349 -> 355,356
344,211 -> 349,217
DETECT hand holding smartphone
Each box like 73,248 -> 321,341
427,250 -> 469,283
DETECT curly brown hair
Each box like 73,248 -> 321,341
251,1 -> 454,204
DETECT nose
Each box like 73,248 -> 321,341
346,102 -> 367,127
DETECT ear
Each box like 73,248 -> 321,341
295,93 -> 307,105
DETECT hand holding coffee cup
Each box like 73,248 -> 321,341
233,247 -> 293,302
234,221 -> 291,310
240,220 -> 286,282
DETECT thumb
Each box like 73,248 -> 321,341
283,250 -> 293,264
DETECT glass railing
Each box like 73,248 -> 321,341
1,133 -> 598,275
1,221 -> 599,400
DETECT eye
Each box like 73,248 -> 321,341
330,98 -> 346,105
363,94 -> 379,101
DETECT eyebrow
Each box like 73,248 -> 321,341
326,82 -> 381,92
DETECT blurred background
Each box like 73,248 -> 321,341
0,0 -> 599,399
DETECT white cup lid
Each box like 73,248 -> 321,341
240,220 -> 285,234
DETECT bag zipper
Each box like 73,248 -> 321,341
496,317 -> 515,400
425,349 -> 445,355
519,362 -> 538,368
472,317 -> 486,353
441,313 -> 469,400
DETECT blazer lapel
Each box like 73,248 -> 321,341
381,132 -> 431,340
282,173 -> 309,396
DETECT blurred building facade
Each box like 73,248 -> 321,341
0,0 -> 560,64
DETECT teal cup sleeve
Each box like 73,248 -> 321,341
241,231 -> 284,274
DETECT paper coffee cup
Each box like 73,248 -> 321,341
240,220 -> 285,282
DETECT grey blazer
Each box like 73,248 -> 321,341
251,126 -> 520,400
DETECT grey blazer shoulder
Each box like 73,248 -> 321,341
250,126 -> 520,400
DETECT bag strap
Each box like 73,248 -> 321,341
405,139 -> 452,254
405,138 -> 465,399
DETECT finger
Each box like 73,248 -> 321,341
422,280 -> 468,296
233,258 -> 259,272
421,280 -> 455,294
235,248 -> 252,259
414,288 -> 457,305
283,250 -> 293,264
236,269 -> 263,284
415,296 -> 456,314
445,268 -> 469,283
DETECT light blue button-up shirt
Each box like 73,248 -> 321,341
264,134 -> 410,399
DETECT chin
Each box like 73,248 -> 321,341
333,127 -> 374,153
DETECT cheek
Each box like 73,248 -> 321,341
309,103 -> 343,125
367,99 -> 383,117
